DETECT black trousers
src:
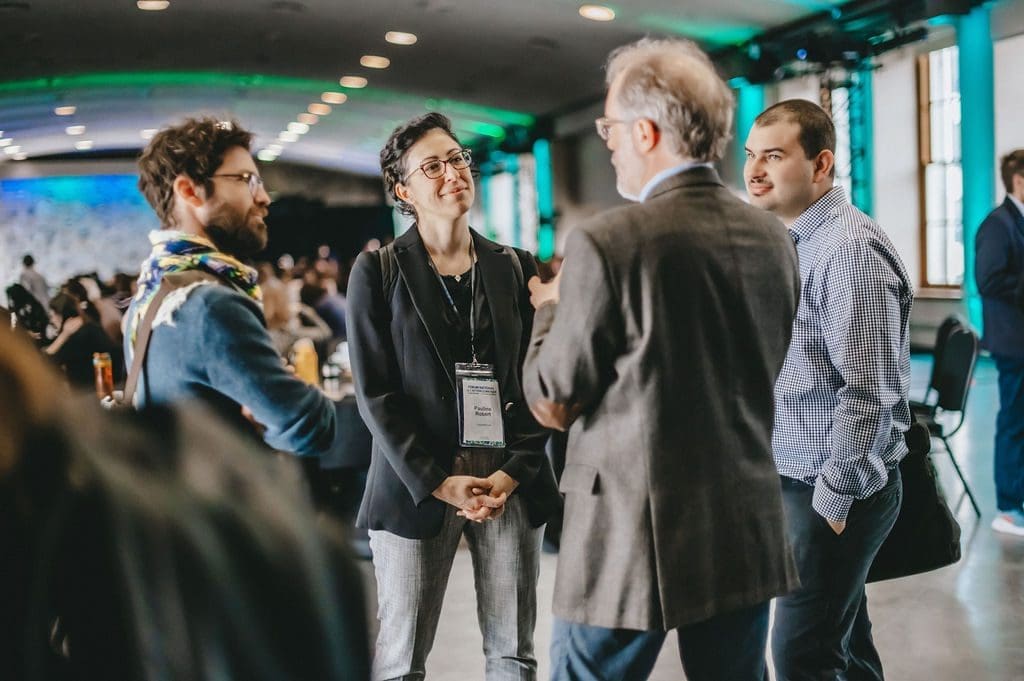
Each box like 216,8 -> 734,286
772,469 -> 902,681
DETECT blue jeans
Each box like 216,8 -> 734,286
994,355 -> 1024,511
772,470 -> 901,681
549,601 -> 770,681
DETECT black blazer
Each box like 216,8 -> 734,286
976,197 -> 1024,359
348,226 -> 560,539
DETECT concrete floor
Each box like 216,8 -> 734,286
359,356 -> 1024,680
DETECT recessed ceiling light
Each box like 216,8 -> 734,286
287,122 -> 310,135
74,140 -> 94,151
579,4 -> 615,21
54,106 -> 76,116
66,125 -> 86,135
308,102 -> 333,116
0,138 -> 12,147
137,0 -> 170,10
141,128 -> 158,139
385,31 -> 417,45
297,113 -> 319,125
12,153 -> 27,161
278,131 -> 300,143
3,146 -> 21,155
320,92 -> 346,105
339,76 -> 368,89
360,55 -> 391,69
257,150 -> 278,162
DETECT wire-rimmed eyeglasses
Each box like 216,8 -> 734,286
594,117 -> 633,141
211,171 -> 265,197
403,149 -> 472,182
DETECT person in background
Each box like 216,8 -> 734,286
44,291 -> 118,390
19,254 -> 50,308
301,272 -> 348,340
348,112 -> 559,680
976,149 -> 1024,536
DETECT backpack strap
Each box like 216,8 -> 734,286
378,243 -> 399,303
123,270 -> 221,408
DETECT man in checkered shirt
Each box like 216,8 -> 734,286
744,99 -> 913,681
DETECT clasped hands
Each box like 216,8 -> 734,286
432,470 -> 519,523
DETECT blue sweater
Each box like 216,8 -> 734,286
126,282 -> 335,456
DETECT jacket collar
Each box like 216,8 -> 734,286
643,165 -> 724,203
392,225 -> 519,391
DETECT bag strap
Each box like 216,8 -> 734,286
378,243 -> 399,302
123,271 -> 221,407
507,246 -> 525,290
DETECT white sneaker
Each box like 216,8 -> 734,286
991,510 -> 1024,537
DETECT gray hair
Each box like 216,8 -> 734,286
605,38 -> 735,162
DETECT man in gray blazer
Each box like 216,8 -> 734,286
522,38 -> 801,680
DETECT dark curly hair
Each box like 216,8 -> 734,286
137,117 -> 254,226
380,112 -> 463,218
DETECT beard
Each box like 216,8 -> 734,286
204,205 -> 268,258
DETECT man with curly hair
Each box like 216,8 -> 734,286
126,117 -> 334,456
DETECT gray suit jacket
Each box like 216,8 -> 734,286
523,166 -> 801,630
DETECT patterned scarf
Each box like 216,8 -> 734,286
126,230 -> 262,346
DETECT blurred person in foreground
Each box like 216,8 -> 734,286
522,38 -> 800,680
347,112 -> 559,680
127,116 -> 334,455
0,324 -> 368,679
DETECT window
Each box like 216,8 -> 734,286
918,45 -> 963,287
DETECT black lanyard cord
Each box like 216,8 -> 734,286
427,242 -> 478,363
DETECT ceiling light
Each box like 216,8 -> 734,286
297,113 -> 319,125
141,128 -> 158,139
309,102 -> 333,115
0,138 -> 12,147
360,55 -> 391,69
287,122 -> 310,134
339,76 -> 368,88
74,140 -> 94,150
3,146 -> 21,155
257,150 -> 278,162
578,4 -> 616,21
66,125 -> 86,135
54,106 -> 76,116
278,131 -> 300,143
320,91 -> 346,104
385,31 -> 417,45
268,144 -> 283,154
137,0 -> 170,10
12,153 -> 27,161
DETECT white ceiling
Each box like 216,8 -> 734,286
0,0 -> 846,174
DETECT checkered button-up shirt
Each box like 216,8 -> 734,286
773,187 -> 913,522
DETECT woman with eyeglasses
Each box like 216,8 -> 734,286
347,112 -> 560,680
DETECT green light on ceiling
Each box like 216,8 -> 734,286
0,71 -> 534,128
463,121 -> 507,139
635,15 -> 759,46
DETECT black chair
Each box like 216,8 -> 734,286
912,323 -> 981,517
911,314 -> 966,412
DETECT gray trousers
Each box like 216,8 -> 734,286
369,450 -> 543,681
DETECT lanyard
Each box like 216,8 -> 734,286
428,244 -> 478,363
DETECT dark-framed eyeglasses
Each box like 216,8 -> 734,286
403,149 -> 472,182
594,117 -> 633,141
211,171 -> 265,197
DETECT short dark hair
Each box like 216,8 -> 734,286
48,292 -> 81,323
22,254 -> 34,267
1000,150 -> 1024,195
137,117 -> 254,226
380,112 -> 463,218
754,99 -> 836,177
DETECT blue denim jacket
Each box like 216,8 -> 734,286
126,282 -> 335,456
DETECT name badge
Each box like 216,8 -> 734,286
455,362 -> 505,448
